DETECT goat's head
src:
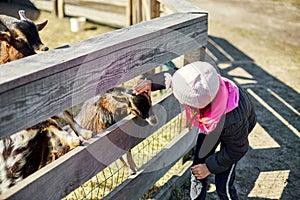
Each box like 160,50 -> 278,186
0,10 -> 48,64
128,92 -> 158,126
111,89 -> 158,126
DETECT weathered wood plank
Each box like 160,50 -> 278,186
67,0 -> 127,7
64,4 -> 126,27
158,0 -> 207,13
0,93 -> 184,200
0,12 -> 207,139
31,0 -> 53,12
104,127 -> 198,200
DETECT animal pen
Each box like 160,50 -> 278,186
0,0 -> 208,199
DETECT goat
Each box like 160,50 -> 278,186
0,118 -> 81,194
0,114 -> 91,195
0,11 -> 92,194
75,87 -> 158,172
0,10 -> 48,64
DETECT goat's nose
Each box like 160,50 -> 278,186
40,46 -> 49,51
34,44 -> 49,52
146,114 -> 158,126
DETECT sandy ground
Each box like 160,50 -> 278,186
169,0 -> 300,199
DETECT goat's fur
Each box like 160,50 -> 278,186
75,88 -> 158,172
0,118 -> 81,194
76,88 -> 157,133
0,111 -> 91,194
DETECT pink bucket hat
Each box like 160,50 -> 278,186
171,61 -> 220,109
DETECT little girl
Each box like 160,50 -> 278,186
133,61 -> 257,200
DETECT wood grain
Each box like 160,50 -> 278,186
0,12 -> 207,139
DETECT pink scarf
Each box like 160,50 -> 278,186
185,75 -> 239,133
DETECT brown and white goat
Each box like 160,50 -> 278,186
0,118 -> 81,194
0,110 -> 92,194
75,88 -> 158,172
0,10 -> 48,64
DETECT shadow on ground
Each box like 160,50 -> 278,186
171,35 -> 300,200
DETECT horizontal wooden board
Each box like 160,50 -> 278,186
0,12 -> 207,138
158,0 -> 207,13
151,160 -> 193,200
0,93 -> 184,200
31,0 -> 53,11
64,4 -> 127,28
66,0 -> 127,7
103,127 -> 198,200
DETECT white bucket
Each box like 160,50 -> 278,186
70,17 -> 86,32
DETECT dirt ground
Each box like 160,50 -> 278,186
1,0 -> 299,199
169,0 -> 300,199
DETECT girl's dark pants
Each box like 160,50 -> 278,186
191,133 -> 239,200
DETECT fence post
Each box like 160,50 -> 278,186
183,47 -> 206,65
127,0 -> 133,26
129,0 -> 160,25
57,0 -> 64,18
147,0 -> 160,20
52,0 -> 58,16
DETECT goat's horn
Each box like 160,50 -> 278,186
19,10 -> 27,20
36,20 -> 48,31
0,15 -> 18,31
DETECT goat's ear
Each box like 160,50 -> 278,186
18,10 -> 28,20
0,31 -> 11,42
36,20 -> 48,31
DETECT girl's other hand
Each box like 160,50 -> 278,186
191,164 -> 211,179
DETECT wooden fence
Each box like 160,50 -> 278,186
30,0 -> 207,27
0,1 -> 208,199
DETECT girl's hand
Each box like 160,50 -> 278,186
133,79 -> 152,96
191,164 -> 211,179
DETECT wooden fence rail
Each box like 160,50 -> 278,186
0,11 -> 207,139
0,1 -> 207,199
29,0 -> 207,27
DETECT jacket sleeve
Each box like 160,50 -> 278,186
205,87 -> 256,174
205,119 -> 250,174
146,68 -> 177,91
